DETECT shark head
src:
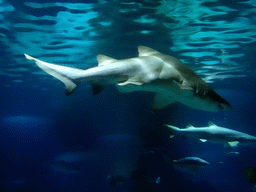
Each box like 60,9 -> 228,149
179,79 -> 232,112
173,81 -> 232,112
201,89 -> 232,112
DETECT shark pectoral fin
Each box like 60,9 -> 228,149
118,81 -> 143,86
24,54 -> 82,95
228,141 -> 239,148
151,94 -> 174,112
199,139 -> 207,142
116,78 -> 144,93
116,80 -> 143,93
173,81 -> 194,97
169,135 -> 175,138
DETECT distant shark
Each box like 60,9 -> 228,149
170,157 -> 210,174
165,122 -> 256,147
24,46 -> 231,112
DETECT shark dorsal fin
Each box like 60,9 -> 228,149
97,54 -> 116,66
208,121 -> 216,127
138,46 -> 160,57
186,124 -> 194,128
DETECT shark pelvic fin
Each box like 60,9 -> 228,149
137,46 -> 160,57
173,81 -> 194,97
151,93 -> 175,112
118,80 -> 143,86
97,54 -> 116,66
228,141 -> 239,148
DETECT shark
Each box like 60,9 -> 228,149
165,122 -> 256,147
170,157 -> 210,174
24,46 -> 231,112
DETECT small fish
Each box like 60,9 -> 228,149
226,151 -> 240,155
172,157 -> 210,167
156,176 -> 161,184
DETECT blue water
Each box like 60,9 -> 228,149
1,0 -> 256,191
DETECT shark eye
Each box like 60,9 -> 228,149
218,104 -> 224,111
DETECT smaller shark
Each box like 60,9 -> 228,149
170,157 -> 210,174
165,122 -> 256,147
24,46 -> 231,112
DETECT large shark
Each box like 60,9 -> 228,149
24,46 -> 231,112
165,122 -> 256,147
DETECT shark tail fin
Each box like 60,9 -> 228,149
164,124 -> 181,138
24,54 -> 84,95
164,124 -> 181,131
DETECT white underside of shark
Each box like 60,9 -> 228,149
165,122 -> 256,147
24,46 -> 231,112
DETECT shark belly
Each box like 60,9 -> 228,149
117,81 -> 220,112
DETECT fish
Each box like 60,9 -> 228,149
24,46 -> 231,112
155,177 -> 161,184
170,157 -> 210,174
226,151 -> 240,155
172,157 -> 210,167
165,122 -> 256,147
